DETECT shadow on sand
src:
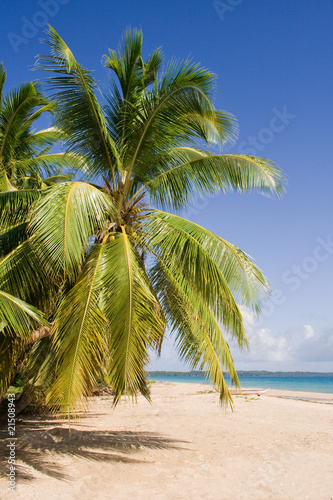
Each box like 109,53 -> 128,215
0,415 -> 186,482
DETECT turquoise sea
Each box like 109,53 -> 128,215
148,372 -> 333,394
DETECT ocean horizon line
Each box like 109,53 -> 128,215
148,370 -> 333,378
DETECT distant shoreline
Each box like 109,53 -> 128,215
148,370 -> 333,378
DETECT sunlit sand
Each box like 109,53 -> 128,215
1,382 -> 332,500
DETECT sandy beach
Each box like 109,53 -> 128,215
0,382 -> 332,500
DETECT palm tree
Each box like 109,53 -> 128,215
0,61 -> 88,260
0,64 -> 85,400
11,27 -> 285,416
0,62 -> 84,192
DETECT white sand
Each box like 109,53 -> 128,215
0,382 -> 332,500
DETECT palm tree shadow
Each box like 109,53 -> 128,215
0,416 -> 187,482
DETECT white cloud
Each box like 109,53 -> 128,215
295,328 -> 333,363
235,326 -> 291,363
304,324 -> 315,339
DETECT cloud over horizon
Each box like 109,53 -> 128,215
149,306 -> 333,372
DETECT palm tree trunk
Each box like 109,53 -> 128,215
29,326 -> 51,343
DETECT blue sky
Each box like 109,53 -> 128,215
1,0 -> 332,371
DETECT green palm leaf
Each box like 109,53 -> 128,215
0,222 -> 27,257
15,152 -> 87,179
36,26 -> 121,185
144,211 -> 249,350
0,289 -> 47,338
0,81 -> 49,163
104,29 -> 145,100
151,258 -> 238,406
0,189 -> 41,229
42,173 -> 73,186
145,209 -> 270,316
133,154 -> 285,210
47,242 -> 110,417
29,182 -> 114,277
103,229 -> 166,403
0,68 -> 71,193
0,170 -> 17,192
0,63 -> 6,110
20,102 -> 55,132
121,63 -> 237,195
0,236 -> 55,302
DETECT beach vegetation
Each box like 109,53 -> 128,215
0,28 -> 285,418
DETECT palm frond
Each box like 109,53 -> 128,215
0,170 -> 17,192
143,210 -> 249,347
0,236 -> 55,302
135,154 -> 285,210
36,26 -> 120,183
20,102 -> 55,131
25,126 -> 63,150
150,257 -> 238,406
0,290 -> 48,338
0,189 -> 41,229
15,152 -> 87,178
0,62 -> 6,110
103,29 -> 144,101
42,173 -> 73,185
142,47 -> 164,85
47,242 -> 109,416
103,29 -> 163,176
103,229 -> 166,403
122,62 -> 237,193
0,222 -> 27,257
18,335 -> 53,390
0,81 -> 49,163
29,182 -> 114,277
145,209 -> 270,316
